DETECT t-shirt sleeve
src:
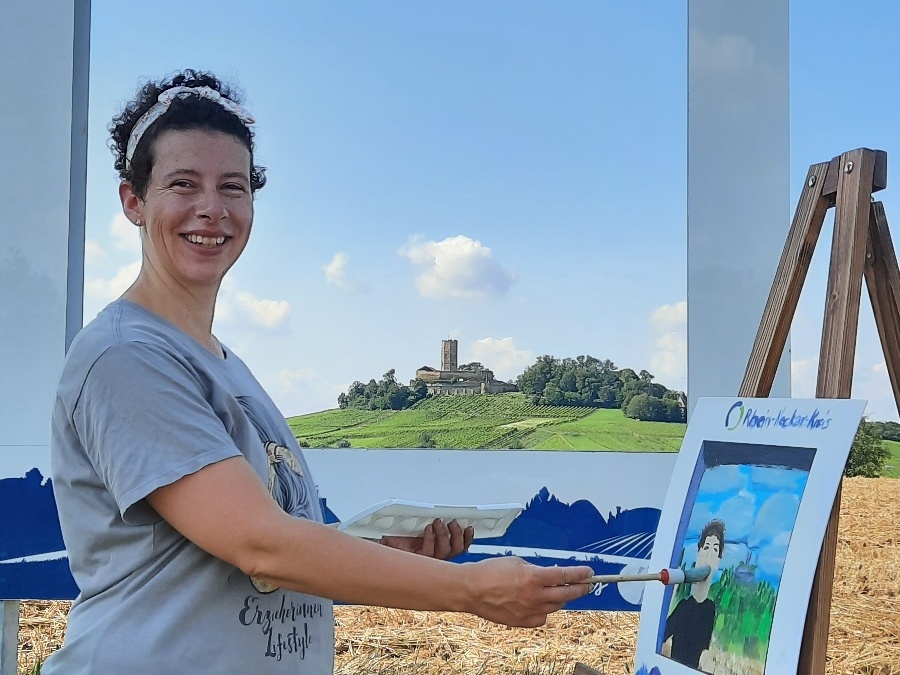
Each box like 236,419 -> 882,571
73,341 -> 242,522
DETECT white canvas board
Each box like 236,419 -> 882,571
306,449 -> 677,610
337,499 -> 523,538
633,397 -> 865,675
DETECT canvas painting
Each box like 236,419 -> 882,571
633,397 -> 865,675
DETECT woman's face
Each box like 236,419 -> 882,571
123,128 -> 254,292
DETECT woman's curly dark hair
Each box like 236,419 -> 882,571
109,69 -> 266,198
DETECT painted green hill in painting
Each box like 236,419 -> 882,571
286,393 -> 687,451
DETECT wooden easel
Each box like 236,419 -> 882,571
740,147 -> 895,675
573,148 -> 895,675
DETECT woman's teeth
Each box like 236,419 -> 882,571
185,234 -> 226,247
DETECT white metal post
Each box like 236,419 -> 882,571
687,0 -> 792,413
0,602 -> 19,675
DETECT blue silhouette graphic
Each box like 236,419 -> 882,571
454,486 -> 661,611
1,476 -> 660,609
0,469 -> 78,599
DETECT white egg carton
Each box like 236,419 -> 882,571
337,499 -> 523,539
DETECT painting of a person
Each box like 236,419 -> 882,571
661,519 -> 725,670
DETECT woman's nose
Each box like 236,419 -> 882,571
196,188 -> 227,221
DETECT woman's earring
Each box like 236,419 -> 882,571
135,219 -> 142,226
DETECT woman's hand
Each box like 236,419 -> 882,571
463,557 -> 594,628
380,518 -> 474,559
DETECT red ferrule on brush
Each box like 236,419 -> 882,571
659,569 -> 670,585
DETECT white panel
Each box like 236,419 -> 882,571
687,0 -> 791,414
0,1 -> 87,453
0,0 -> 89,604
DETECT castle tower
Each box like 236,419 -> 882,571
441,339 -> 458,372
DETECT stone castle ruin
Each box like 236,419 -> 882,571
415,340 -> 519,396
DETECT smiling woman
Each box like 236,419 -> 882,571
43,69 -> 594,674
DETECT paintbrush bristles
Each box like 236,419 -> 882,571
682,565 -> 711,584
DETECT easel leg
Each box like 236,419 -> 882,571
865,201 -> 900,415
799,148 -> 878,675
740,161 -> 832,397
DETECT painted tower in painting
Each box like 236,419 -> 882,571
441,339 -> 458,372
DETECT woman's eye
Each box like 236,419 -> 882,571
171,180 -> 192,188
224,183 -> 247,192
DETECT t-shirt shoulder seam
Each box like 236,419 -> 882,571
70,339 -> 187,423
118,446 -> 244,517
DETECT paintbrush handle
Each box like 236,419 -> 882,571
587,572 -> 662,584
587,567 -> 708,586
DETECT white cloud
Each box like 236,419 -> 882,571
650,301 -> 686,332
85,260 -> 141,302
111,212 -> 141,252
234,291 -> 290,329
81,214 -> 143,322
399,235 -> 516,300
851,360 -> 898,422
215,276 -> 290,330
467,337 -> 534,382
324,253 -> 348,286
84,240 -> 106,264
791,357 -> 899,421
649,301 -> 686,386
323,252 -> 368,292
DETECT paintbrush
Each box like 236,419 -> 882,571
587,565 -> 711,586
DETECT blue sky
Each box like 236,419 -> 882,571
82,2 -> 900,420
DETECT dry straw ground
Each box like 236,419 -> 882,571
17,477 -> 899,675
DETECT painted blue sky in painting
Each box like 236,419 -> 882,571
681,464 -> 809,589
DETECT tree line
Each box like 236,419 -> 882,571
515,355 -> 686,423
337,369 -> 427,411
338,355 -> 686,423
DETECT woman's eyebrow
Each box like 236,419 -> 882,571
159,169 -> 249,182
221,171 -> 250,181
161,169 -> 199,181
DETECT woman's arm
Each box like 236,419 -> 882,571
146,456 -> 592,627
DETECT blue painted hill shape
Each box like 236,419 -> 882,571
320,497 -> 340,524
476,486 -> 660,558
577,530 -> 655,559
0,469 -> 66,560
0,558 -> 78,601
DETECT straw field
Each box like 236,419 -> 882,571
17,477 -> 899,674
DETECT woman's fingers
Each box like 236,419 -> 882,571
429,518 -> 474,559
465,558 -> 594,627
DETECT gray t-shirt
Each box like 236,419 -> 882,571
44,299 -> 334,674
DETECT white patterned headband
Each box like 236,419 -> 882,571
124,85 -> 255,170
